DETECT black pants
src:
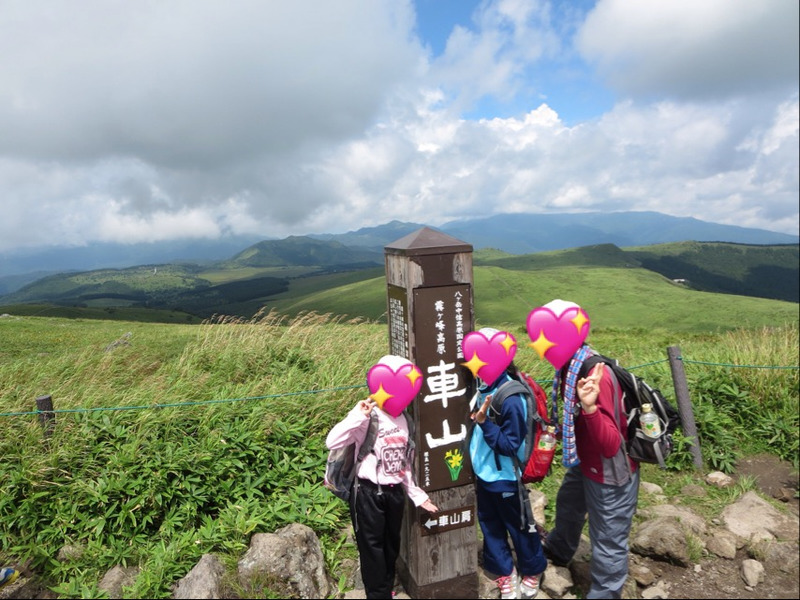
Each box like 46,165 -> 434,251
350,479 -> 406,599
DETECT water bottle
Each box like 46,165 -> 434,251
531,425 -> 557,478
639,403 -> 662,438
538,425 -> 557,451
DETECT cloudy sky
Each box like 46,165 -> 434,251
1,0 -> 797,253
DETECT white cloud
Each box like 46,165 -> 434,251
0,0 -> 796,255
577,0 -> 799,99
95,203 -> 222,243
0,0 -> 420,166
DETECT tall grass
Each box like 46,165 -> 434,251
682,324 -> 799,471
0,313 -> 797,598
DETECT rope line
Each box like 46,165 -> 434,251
1,358 -> 797,420
682,358 -> 798,370
0,384 -> 367,418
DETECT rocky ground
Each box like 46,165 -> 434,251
633,453 -> 798,600
2,454 -> 797,599
391,452 -> 800,600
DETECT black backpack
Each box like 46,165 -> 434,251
324,411 -> 415,502
582,354 -> 680,468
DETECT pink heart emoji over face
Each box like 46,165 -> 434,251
367,362 -> 423,417
526,301 -> 591,369
461,330 -> 517,385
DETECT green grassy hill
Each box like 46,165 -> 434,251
0,311 -> 796,598
1,242 -> 796,326
625,242 -> 799,302
227,235 -> 382,267
477,242 -> 798,303
268,264 -> 798,333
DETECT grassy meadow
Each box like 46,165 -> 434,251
267,264 -> 799,331
0,307 -> 797,598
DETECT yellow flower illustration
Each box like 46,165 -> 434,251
444,449 -> 464,480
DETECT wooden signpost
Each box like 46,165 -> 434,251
384,227 -> 478,598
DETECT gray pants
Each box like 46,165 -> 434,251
546,466 -> 640,599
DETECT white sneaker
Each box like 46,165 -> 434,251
495,568 -> 518,599
519,572 -> 543,599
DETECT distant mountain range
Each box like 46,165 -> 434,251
1,211 -> 797,295
311,212 -> 799,254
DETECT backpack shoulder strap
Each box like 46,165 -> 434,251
490,380 -> 532,415
486,378 -> 539,475
404,411 -> 415,436
491,378 -> 542,534
403,411 -> 415,455
356,410 -> 379,462
580,353 -> 608,378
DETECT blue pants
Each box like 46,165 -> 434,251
545,467 -> 640,599
476,480 -> 548,578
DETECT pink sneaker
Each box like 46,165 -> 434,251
495,569 -> 518,599
520,572 -> 543,599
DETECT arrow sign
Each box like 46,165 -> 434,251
419,504 -> 475,537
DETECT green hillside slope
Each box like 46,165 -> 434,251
480,242 -> 798,303
1,241 -> 796,325
267,264 -> 798,333
624,242 -> 799,302
228,235 -> 382,267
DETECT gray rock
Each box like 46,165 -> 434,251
641,504 -> 707,537
705,471 -> 734,487
740,558 -> 765,587
641,579 -> 671,599
629,561 -> 657,586
631,517 -> 691,567
98,565 -> 140,599
755,539 -> 800,574
173,554 -> 226,599
721,491 -> 800,543
705,528 -> 738,559
56,544 -> 85,562
640,481 -> 664,496
238,523 -> 331,599
542,564 -> 573,596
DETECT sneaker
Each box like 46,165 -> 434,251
520,573 -> 543,599
0,567 -> 19,589
495,568 -> 518,599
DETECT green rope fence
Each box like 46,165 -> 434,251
0,384 -> 367,419
0,357 -> 796,421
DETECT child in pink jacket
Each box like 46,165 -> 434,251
326,355 -> 437,599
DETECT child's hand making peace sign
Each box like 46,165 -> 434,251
577,361 -> 605,414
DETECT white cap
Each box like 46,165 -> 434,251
377,354 -> 413,370
542,299 -> 581,314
